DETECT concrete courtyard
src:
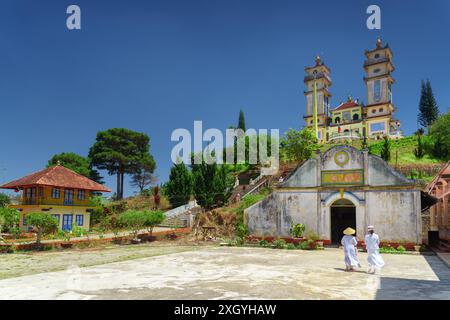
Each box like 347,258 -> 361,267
0,246 -> 449,300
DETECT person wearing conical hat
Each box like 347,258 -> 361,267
341,227 -> 361,271
365,226 -> 385,274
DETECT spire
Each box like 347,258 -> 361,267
376,37 -> 382,49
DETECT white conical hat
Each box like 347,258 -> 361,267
367,225 -> 374,230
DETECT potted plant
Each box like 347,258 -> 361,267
291,223 -> 305,239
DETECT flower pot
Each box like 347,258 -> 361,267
414,245 -> 421,252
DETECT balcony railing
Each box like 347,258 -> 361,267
329,132 -> 362,141
14,198 -> 90,207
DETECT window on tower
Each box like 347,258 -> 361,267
373,80 -> 381,102
335,117 -> 340,124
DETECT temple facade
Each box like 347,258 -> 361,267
303,39 -> 402,143
244,146 -> 423,244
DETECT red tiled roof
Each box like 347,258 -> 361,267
0,165 -> 111,192
333,101 -> 360,111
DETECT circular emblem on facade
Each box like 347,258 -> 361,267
334,150 -> 349,167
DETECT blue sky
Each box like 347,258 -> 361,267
0,0 -> 449,197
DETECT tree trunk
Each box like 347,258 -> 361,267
116,173 -> 121,200
120,172 -> 125,199
36,229 -> 42,247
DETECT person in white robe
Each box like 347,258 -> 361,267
364,226 -> 385,274
341,227 -> 361,271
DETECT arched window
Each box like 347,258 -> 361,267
352,114 -> 359,121
335,117 -> 341,124
379,108 -> 384,113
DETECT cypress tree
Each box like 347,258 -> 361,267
418,80 -> 440,131
380,135 -> 391,162
166,162 -> 193,208
238,109 -> 246,132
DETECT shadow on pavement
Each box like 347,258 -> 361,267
375,255 -> 450,300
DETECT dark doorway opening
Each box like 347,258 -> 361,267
331,199 -> 356,244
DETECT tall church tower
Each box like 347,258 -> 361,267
363,38 -> 400,138
303,56 -> 332,142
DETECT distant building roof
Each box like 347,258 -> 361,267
0,165 -> 111,192
333,100 -> 360,111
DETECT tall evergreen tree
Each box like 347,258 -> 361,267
418,80 -> 440,130
166,162 -> 193,208
238,109 -> 246,132
380,135 -> 391,162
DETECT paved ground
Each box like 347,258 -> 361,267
0,247 -> 449,300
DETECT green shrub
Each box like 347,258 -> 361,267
26,212 -> 59,246
259,239 -> 270,247
0,193 -> 11,208
0,207 -> 20,233
396,245 -> 406,252
235,222 -> 249,238
143,210 -> 165,235
71,225 -> 88,237
118,210 -> 148,240
286,243 -> 296,250
291,223 -> 305,238
272,238 -> 287,249
299,239 -> 315,250
305,230 -> 319,241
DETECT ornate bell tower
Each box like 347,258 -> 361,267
303,56 -> 332,142
363,38 -> 400,138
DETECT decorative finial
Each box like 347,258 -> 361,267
347,95 -> 352,102
376,37 -> 382,49
315,55 -> 321,66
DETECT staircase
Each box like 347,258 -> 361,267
435,238 -> 450,253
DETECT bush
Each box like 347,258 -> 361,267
396,245 -> 406,252
0,207 -> 20,233
299,239 -> 315,250
26,212 -> 59,246
272,238 -> 287,249
259,239 -> 270,247
118,210 -> 148,241
291,223 -> 305,238
71,225 -> 88,238
305,230 -> 319,241
143,210 -> 165,235
286,243 -> 296,250
0,193 -> 11,208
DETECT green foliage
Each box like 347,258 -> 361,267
143,210 -> 165,235
380,135 -> 391,162
71,225 -> 88,237
305,230 -> 319,241
258,239 -> 270,247
192,159 -> 234,210
0,193 -> 11,208
272,238 -> 287,249
427,112 -> 450,161
286,243 -> 296,250
118,210 -> 147,239
299,239 -> 315,250
291,223 -> 306,238
396,245 -> 406,252
26,212 -> 59,245
0,207 -> 20,233
280,127 -> 318,162
413,129 -> 426,159
238,109 -> 246,132
89,128 -> 155,199
130,156 -> 156,192
418,79 -> 440,130
48,152 -> 103,184
379,244 -> 407,254
166,162 -> 193,208
235,222 -> 248,238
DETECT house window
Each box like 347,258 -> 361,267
370,122 -> 386,133
52,214 -> 60,225
76,215 -> 84,226
353,114 -> 359,121
379,108 -> 384,113
373,80 -> 381,102
342,111 -> 351,122
335,117 -> 340,124
372,109 -> 376,114
64,189 -> 74,205
25,187 -> 36,204
51,188 -> 60,199
374,53 -> 380,59
77,190 -> 85,201
373,68 -> 380,74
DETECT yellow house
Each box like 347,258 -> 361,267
0,165 -> 111,231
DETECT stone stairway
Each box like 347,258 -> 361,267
436,239 -> 450,253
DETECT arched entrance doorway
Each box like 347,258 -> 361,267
330,199 -> 356,244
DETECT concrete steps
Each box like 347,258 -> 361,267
435,239 -> 450,253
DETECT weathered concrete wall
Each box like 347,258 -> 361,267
364,190 -> 421,243
280,159 -> 318,188
246,146 -> 422,243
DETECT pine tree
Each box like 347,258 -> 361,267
418,80 -> 440,131
166,162 -> 193,208
380,135 -> 391,162
413,128 -> 425,159
238,109 -> 246,132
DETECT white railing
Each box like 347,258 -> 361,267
329,132 -> 362,141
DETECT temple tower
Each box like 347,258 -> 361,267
363,38 -> 400,138
303,56 -> 331,142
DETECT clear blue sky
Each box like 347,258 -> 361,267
1,0 -> 449,197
